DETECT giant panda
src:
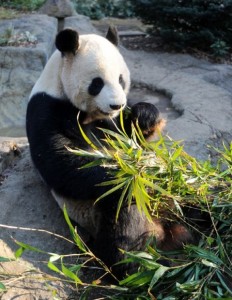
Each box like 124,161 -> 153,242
26,27 -> 194,278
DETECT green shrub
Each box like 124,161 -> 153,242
72,0 -> 104,20
2,0 -> 46,11
132,0 -> 232,57
0,7 -> 19,19
72,0 -> 134,19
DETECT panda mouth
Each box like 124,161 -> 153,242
83,108 -> 118,124
98,108 -> 120,117
98,109 -> 110,116
96,108 -> 121,120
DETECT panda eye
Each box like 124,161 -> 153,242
88,77 -> 104,96
119,74 -> 125,89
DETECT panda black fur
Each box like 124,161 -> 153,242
26,27 -> 194,278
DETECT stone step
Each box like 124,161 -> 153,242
118,30 -> 146,37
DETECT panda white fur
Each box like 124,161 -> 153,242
26,27 -> 194,278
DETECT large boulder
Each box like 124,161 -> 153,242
39,0 -> 77,18
64,15 -> 99,34
0,15 -> 57,136
0,138 -> 75,299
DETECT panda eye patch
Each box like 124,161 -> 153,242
88,77 -> 104,96
119,74 -> 125,89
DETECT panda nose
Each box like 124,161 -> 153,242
110,104 -> 123,110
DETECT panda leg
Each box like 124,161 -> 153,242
51,189 -> 101,240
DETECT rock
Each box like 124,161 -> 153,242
0,15 -> 57,135
122,48 -> 232,160
39,0 -> 77,18
64,15 -> 98,34
0,137 -> 23,174
0,240 -> 70,300
0,138 -> 75,299
203,64 -> 232,94
118,30 -> 146,37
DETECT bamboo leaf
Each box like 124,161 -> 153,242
49,254 -> 61,262
61,263 -> 83,284
132,121 -> 147,148
216,271 -> 232,295
120,270 -> 153,287
0,256 -> 13,262
77,115 -> 98,150
14,246 -> 25,259
171,146 -> 183,161
152,183 -> 174,197
47,261 -> 62,274
95,181 -> 128,203
186,246 -> 223,265
99,128 -> 131,145
149,265 -> 169,290
201,259 -> 218,269
69,264 -> 82,273
0,282 -> 6,290
114,152 -> 137,174
119,107 -> 128,136
79,160 -> 104,169
14,241 -> 47,255
132,178 -> 152,221
116,179 -> 131,221
63,206 -> 87,253
97,177 -> 128,186
176,280 -> 200,292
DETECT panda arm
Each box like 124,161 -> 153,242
118,102 -> 165,140
26,93 -> 115,201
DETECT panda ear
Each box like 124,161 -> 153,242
55,29 -> 79,55
106,26 -> 119,46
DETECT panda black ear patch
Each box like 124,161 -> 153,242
55,29 -> 79,55
106,26 -> 119,46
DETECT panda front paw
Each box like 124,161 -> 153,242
130,102 -> 166,139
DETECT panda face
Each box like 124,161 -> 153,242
30,28 -> 130,122
57,29 -> 130,121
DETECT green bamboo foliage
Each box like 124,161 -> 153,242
6,112 -> 231,299
69,111 -> 231,222
67,111 -> 232,299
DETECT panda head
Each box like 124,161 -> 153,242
55,27 -> 130,123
